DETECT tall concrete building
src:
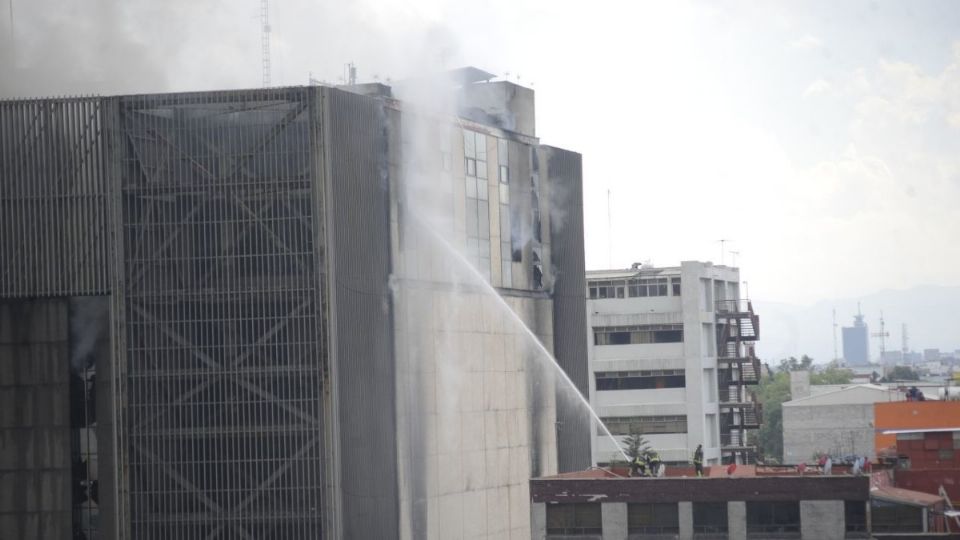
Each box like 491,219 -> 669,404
585,261 -> 762,466
842,311 -> 870,366
0,68 -> 590,539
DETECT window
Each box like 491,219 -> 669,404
844,501 -> 867,534
628,503 -> 679,534
600,415 -> 687,436
693,502 -> 728,535
625,277 -> 670,297
593,324 -> 684,345
588,280 -> 627,299
746,501 -> 800,536
463,130 -> 490,278
546,503 -> 602,535
672,277 -> 682,296
497,138 -> 512,287
595,370 -> 685,391
871,499 -> 924,532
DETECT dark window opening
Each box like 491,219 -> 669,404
672,277 -> 682,296
746,501 -> 800,536
594,324 -> 684,345
694,502 -> 729,535
546,503 -> 602,536
844,500 -> 867,534
628,503 -> 679,534
600,415 -> 688,436
871,499 -> 924,533
595,370 -> 686,391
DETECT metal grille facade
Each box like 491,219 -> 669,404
113,88 -> 329,539
0,97 -> 110,297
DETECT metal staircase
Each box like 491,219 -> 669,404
716,299 -> 762,464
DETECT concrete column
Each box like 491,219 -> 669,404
531,502 -> 546,539
678,501 -> 694,540
601,502 -> 627,540
800,500 -> 844,540
727,501 -> 747,540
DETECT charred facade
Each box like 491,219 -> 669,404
0,77 -> 588,539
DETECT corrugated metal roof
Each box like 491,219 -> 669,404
882,427 -> 960,435
871,486 -> 944,507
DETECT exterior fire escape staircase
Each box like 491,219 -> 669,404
716,299 -> 762,464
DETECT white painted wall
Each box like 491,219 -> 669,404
587,261 -> 741,465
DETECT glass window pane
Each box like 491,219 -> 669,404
466,158 -> 476,177
478,180 -> 488,200
464,131 -> 475,158
465,177 -> 477,199
478,200 -> 490,238
499,164 -> 509,184
498,138 -> 508,161
477,160 -> 488,179
476,133 -> 487,160
499,183 -> 510,204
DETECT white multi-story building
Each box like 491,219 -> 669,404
586,261 -> 762,466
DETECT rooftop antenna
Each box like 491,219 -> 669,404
901,323 -> 909,356
718,239 -> 730,265
607,189 -> 612,268
729,250 -> 740,267
871,311 -> 889,362
260,0 -> 271,87
832,308 -> 839,362
344,62 -> 357,85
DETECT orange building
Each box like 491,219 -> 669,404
874,401 -> 960,454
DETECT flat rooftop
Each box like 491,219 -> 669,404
531,466 -> 871,504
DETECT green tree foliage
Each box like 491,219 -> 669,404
882,365 -> 920,382
621,433 -> 650,461
754,356 -> 852,463
755,370 -> 790,462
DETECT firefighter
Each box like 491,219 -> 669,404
693,444 -> 704,477
648,451 -> 663,477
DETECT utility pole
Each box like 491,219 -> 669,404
260,0 -> 271,87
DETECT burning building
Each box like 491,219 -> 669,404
0,68 -> 590,539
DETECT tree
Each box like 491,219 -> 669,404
754,369 -> 790,462
811,365 -> 854,385
621,433 -> 650,462
882,365 -> 920,382
776,355 -> 814,373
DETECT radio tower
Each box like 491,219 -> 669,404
260,0 -> 271,87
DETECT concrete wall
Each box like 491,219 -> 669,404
783,402 -> 875,462
0,300 -> 73,539
800,500 -> 845,540
389,101 -> 568,539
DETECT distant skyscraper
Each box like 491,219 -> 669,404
843,310 -> 870,365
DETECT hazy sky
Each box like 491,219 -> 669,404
3,0 -> 959,305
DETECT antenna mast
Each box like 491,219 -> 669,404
260,0 -> 271,87
871,311 -> 889,362
607,189 -> 612,268
832,308 -> 838,362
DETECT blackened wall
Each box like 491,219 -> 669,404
323,87 -> 399,539
543,147 -> 591,472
